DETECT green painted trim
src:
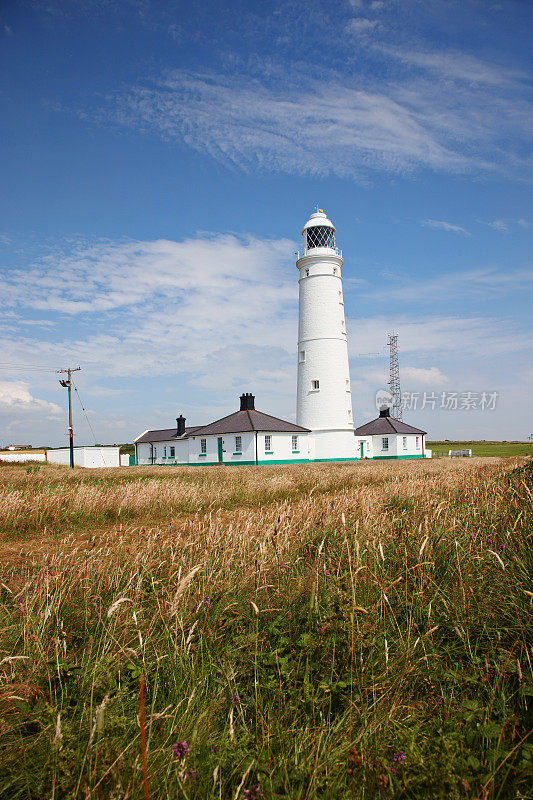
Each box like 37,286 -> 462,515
373,455 -> 426,460
264,451 -> 274,454
292,450 -> 300,453
198,453 -> 207,457
311,457 -> 360,463
232,452 -> 243,455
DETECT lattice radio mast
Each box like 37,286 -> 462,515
387,333 -> 403,420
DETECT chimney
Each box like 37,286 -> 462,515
379,405 -> 390,418
240,392 -> 255,411
176,415 -> 186,436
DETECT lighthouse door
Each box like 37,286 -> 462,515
217,437 -> 224,463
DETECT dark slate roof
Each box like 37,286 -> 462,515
194,409 -> 309,435
134,411 -> 309,443
353,416 -> 426,436
134,426 -> 203,444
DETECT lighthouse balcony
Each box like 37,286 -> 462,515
297,246 -> 343,259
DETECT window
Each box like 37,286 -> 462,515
154,447 -> 157,458
403,436 -> 407,449
306,225 -> 335,250
163,446 -> 167,458
170,446 -> 175,458
346,379 -> 351,391
299,350 -> 306,363
292,435 -> 298,451
416,436 -> 420,449
305,268 -> 309,277
339,291 -> 343,304
348,409 -> 352,419
200,439 -> 207,454
311,379 -> 320,390
235,436 -> 242,452
341,320 -> 345,332
382,437 -> 389,451
333,267 -> 338,275
265,435 -> 272,452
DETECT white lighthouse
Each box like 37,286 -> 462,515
296,209 -> 356,461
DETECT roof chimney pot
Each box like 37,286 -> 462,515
240,393 -> 255,411
379,405 -> 391,418
176,415 -> 186,436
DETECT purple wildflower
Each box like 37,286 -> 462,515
243,786 -> 263,800
231,694 -> 241,706
192,603 -> 198,613
203,596 -> 211,605
392,751 -> 406,764
499,544 -> 505,552
186,769 -> 197,780
172,741 -> 189,760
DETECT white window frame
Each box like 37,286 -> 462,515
200,438 -> 207,454
311,379 -> 320,390
292,435 -> 298,451
305,268 -> 310,277
346,379 -> 351,392
382,437 -> 389,451
265,435 -> 272,452
235,435 -> 242,453
163,446 -> 167,458
403,436 -> 407,449
299,350 -> 306,363
416,436 -> 420,449
170,446 -> 175,458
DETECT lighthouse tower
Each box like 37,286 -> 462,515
296,209 -> 355,461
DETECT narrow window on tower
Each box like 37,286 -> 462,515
311,380 -> 320,390
333,267 -> 338,275
346,379 -> 351,392
299,350 -> 306,363
341,320 -> 345,332
339,291 -> 343,304
305,269 -> 309,277
348,409 -> 352,419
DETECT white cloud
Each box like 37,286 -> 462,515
402,366 -> 449,387
422,219 -> 470,236
365,266 -> 533,303
380,47 -> 526,87
486,219 -> 509,232
107,60 -> 533,181
346,18 -> 379,33
0,381 -> 61,417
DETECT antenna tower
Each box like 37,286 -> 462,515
387,333 -> 402,420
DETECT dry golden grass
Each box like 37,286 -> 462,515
0,457 -> 531,799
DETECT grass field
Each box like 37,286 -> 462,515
1,458 -> 532,799
428,441 -> 533,458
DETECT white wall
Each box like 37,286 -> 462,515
296,249 -> 354,435
0,451 -> 46,463
47,447 -> 120,468
371,433 -> 425,459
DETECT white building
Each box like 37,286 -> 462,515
354,407 -> 427,460
296,210 -> 355,461
135,393 -> 310,466
134,209 -> 429,465
47,446 -> 121,468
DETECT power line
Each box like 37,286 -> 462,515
72,380 -> 108,467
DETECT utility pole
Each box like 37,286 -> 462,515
57,367 -> 81,468
387,333 -> 403,421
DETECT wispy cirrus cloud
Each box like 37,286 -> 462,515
106,52 -> 532,182
421,219 -> 471,236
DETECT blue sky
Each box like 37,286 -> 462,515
0,0 -> 532,446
